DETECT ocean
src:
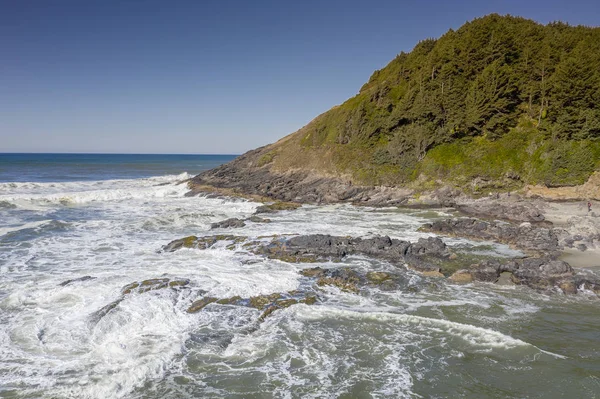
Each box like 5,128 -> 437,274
1,153 -> 599,398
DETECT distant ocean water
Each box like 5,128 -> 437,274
1,153 -> 600,398
0,153 -> 237,182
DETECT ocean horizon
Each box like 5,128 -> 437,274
0,153 -> 237,183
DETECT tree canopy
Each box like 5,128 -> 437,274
297,14 -> 600,188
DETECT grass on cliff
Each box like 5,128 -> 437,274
281,15 -> 600,190
309,118 -> 600,191
420,121 -> 600,189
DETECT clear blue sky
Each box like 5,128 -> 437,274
1,0 -> 599,154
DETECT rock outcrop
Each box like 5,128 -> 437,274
163,233 -> 600,295
210,218 -> 246,229
420,218 -> 560,255
456,199 -> 546,222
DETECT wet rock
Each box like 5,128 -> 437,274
210,218 -> 246,229
406,237 -> 449,257
449,270 -> 474,283
162,236 -> 199,252
165,233 -> 448,272
216,296 -> 242,305
316,268 -> 360,293
247,216 -> 271,223
257,296 -> 318,322
91,298 -> 124,321
90,278 -> 192,323
169,279 -> 190,288
300,295 -> 318,305
276,298 -> 299,308
437,255 -> 592,294
164,235 -> 248,252
122,278 -> 190,295
300,267 -> 327,278
0,200 -> 17,209
316,277 -> 359,293
256,234 -> 444,267
576,278 -> 600,296
512,258 -> 573,281
258,305 -> 279,322
186,291 -> 319,323
420,269 -> 445,278
558,280 -> 577,294
457,200 -> 545,222
59,276 -> 95,286
463,257 -> 576,291
551,215 -> 600,250
366,271 -> 392,284
161,232 -> 598,296
249,293 -> 282,309
470,259 -> 506,282
187,297 -> 218,313
121,282 -> 140,295
255,201 -> 301,214
495,271 -> 515,286
420,218 -> 559,254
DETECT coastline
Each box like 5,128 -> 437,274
188,169 -> 600,294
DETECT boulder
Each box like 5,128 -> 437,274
210,218 -> 246,229
420,218 -> 559,254
449,270 -> 474,283
59,276 -> 95,286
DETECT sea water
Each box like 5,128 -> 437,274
1,154 -> 599,398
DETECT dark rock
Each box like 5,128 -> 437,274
187,297 -> 218,313
210,218 -> 246,229
121,278 -> 190,295
420,218 -> 559,254
164,235 -> 247,252
162,236 -> 198,252
449,270 -> 474,283
406,237 -> 449,257
496,271 -> 515,286
558,280 -> 578,294
59,276 -> 95,286
188,151 -> 414,206
162,232 -> 599,296
317,268 -> 361,293
457,200 -> 545,222
90,298 -> 124,322
216,296 -> 242,305
247,216 -> 271,223
300,267 -> 327,278
249,293 -> 282,309
366,271 -> 392,284
185,291 -> 319,323
255,201 -> 301,214
575,278 -> 600,295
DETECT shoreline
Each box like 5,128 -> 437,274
187,180 -> 600,286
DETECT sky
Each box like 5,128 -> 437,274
1,0 -> 599,154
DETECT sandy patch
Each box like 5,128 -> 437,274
542,201 -> 597,226
560,248 -> 600,269
525,171 -> 600,201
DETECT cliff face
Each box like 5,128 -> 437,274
192,14 -> 600,201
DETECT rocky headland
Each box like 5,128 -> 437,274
182,14 -> 600,298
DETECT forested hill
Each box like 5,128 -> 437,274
195,14 -> 600,196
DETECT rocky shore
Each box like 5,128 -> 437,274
163,229 -> 600,296
184,159 -> 600,297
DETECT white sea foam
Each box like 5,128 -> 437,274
0,219 -> 57,237
293,306 -> 566,358
0,172 -> 580,398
